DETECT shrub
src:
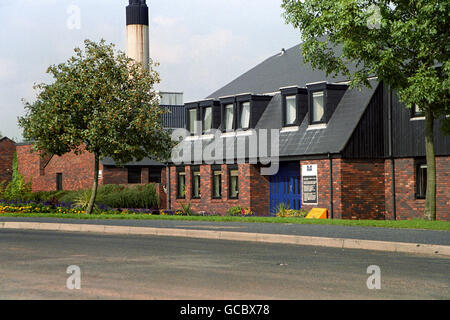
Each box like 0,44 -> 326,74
180,202 -> 195,216
275,203 -> 307,218
227,206 -> 254,216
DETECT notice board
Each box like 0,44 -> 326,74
302,164 -> 318,205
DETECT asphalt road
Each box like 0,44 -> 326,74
0,229 -> 448,300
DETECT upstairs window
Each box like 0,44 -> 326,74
189,108 -> 198,135
203,107 -> 212,132
312,91 -> 325,123
224,104 -> 234,131
285,95 -> 297,126
240,102 -> 251,129
412,104 -> 425,118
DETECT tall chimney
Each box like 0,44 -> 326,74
126,0 -> 150,70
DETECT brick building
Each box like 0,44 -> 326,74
0,137 -> 16,184
166,44 -> 450,220
15,102 -> 184,204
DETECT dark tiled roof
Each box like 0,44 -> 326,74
207,43 -> 349,99
175,80 -> 379,161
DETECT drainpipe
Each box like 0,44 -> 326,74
166,163 -> 171,210
328,153 -> 333,219
387,85 -> 396,220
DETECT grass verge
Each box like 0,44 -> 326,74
0,212 -> 449,231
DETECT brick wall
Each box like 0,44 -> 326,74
340,159 -> 385,220
385,157 -> 449,221
168,163 -> 268,215
0,138 -> 16,183
299,159 -> 385,220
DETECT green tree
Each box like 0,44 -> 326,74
282,0 -> 449,220
19,39 -> 173,214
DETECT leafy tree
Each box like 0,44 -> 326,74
19,39 -> 173,214
282,0 -> 449,220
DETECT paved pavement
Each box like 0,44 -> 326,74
0,229 -> 449,300
0,216 -> 449,245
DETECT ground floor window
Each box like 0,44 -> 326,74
229,166 -> 239,199
192,167 -> 201,199
212,167 -> 222,199
128,167 -> 142,184
149,168 -> 162,184
177,169 -> 186,199
56,173 -> 63,191
415,159 -> 427,199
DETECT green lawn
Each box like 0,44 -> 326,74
1,212 -> 449,231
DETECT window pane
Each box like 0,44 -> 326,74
286,96 -> 297,125
229,170 -> 239,198
240,102 -> 250,128
56,173 -> 63,191
417,164 -> 427,197
313,92 -> 324,123
189,109 -> 197,134
203,107 -> 212,132
413,104 -> 425,117
225,104 -> 234,130
178,172 -> 186,198
213,172 -> 221,198
128,167 -> 142,184
193,171 -> 201,198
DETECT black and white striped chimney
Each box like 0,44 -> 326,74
126,0 -> 149,70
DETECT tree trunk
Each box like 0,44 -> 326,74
86,152 -> 100,215
424,108 -> 436,221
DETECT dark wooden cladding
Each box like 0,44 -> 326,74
390,92 -> 450,157
343,84 -> 385,159
344,83 -> 449,159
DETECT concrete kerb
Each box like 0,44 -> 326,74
1,221 -> 449,257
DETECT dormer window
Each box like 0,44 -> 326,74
224,104 -> 234,131
280,87 -> 307,127
240,102 -> 251,129
312,91 -> 325,123
411,104 -> 425,119
203,107 -> 212,132
189,108 -> 198,135
285,95 -> 297,125
306,82 -> 347,126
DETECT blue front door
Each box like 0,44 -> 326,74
269,163 -> 301,215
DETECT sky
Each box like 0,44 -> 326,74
0,0 -> 302,140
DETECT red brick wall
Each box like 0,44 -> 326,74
168,163 -> 268,215
299,159 -> 385,220
0,138 -> 16,183
340,159 -> 385,220
102,167 -> 128,185
385,157 -> 449,221
17,144 -> 42,189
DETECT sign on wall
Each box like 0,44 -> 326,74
302,164 -> 318,205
